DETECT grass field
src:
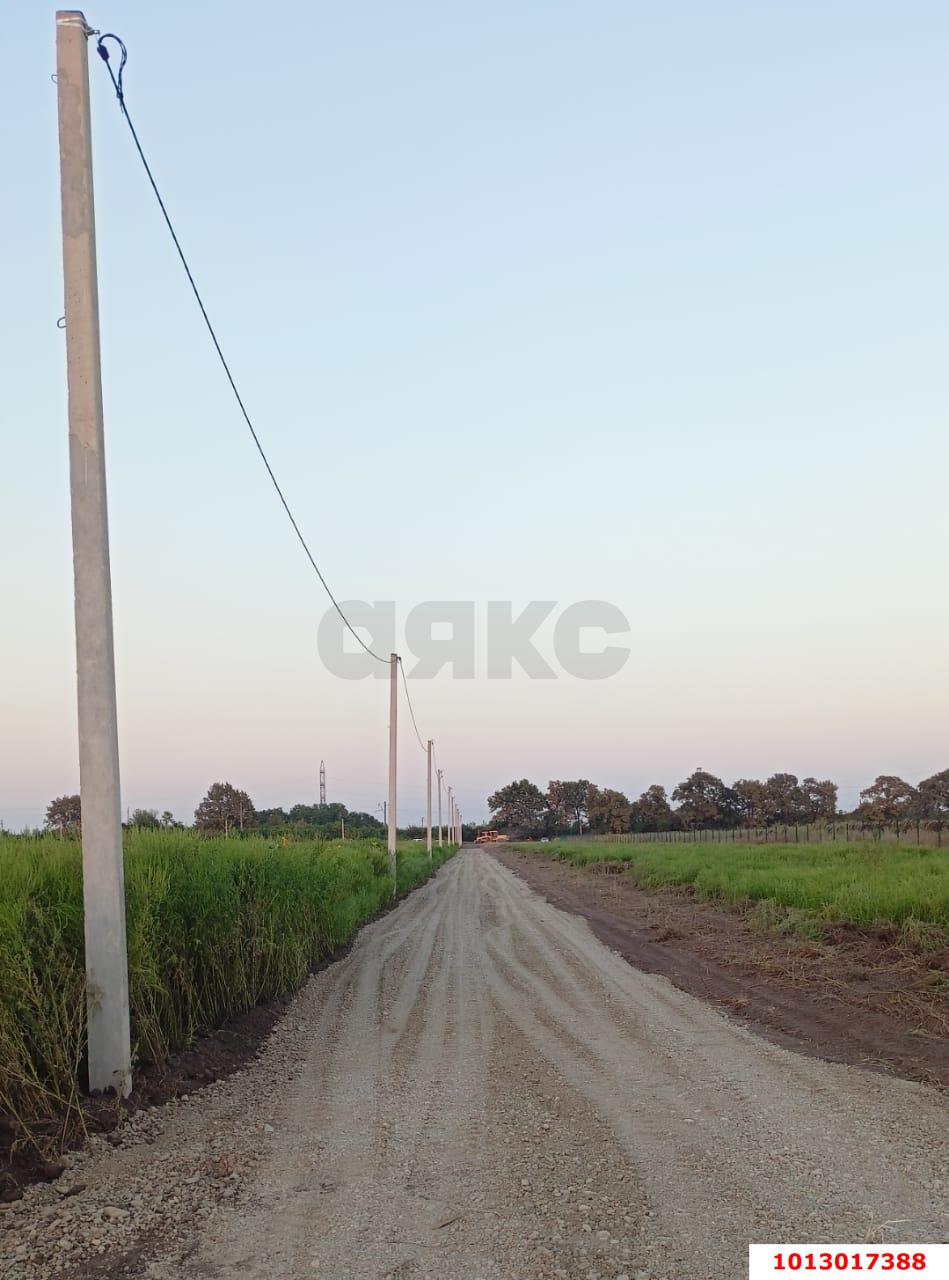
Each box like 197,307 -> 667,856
509,840 -> 949,940
0,831 -> 454,1142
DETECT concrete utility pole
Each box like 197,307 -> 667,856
56,10 -> 131,1097
319,759 -> 326,806
447,786 -> 453,845
437,769 -> 443,848
426,740 -> 433,859
387,654 -> 398,887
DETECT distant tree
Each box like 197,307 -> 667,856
672,769 -> 738,829
915,769 -> 949,839
733,779 -> 774,828
194,782 -> 256,836
130,808 -> 160,829
799,778 -> 838,822
159,810 -> 182,829
487,779 -> 548,838
546,780 -> 591,833
586,784 -> 632,834
631,784 -> 677,832
764,773 -> 806,825
858,775 -> 917,835
255,807 -> 289,834
345,810 -> 385,836
44,794 -> 81,838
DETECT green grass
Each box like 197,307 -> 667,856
509,839 -> 949,938
0,831 -> 455,1142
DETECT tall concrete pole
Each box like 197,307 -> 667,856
387,654 -> 398,888
426,740 -> 433,859
447,786 -> 453,845
437,769 -> 443,848
56,10 -> 131,1097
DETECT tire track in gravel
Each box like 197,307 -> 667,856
4,849 -> 946,1280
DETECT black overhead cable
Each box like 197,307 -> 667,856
398,658 -> 429,754
94,32 -> 387,665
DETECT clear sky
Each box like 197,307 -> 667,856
2,2 -> 948,830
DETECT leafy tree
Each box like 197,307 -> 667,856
44,794 -> 81,837
255,803 -> 385,839
764,773 -> 806,825
672,769 -> 738,829
256,807 -> 289,834
345,810 -> 385,836
858,775 -> 917,834
800,778 -> 838,822
159,810 -> 182,829
631,784 -> 677,832
546,780 -> 590,833
130,808 -> 160,829
586,784 -> 632,834
194,782 -> 256,836
288,802 -> 347,828
733,779 -> 774,827
487,779 -> 548,837
915,769 -> 949,838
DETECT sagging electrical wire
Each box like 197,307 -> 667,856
94,32 -> 387,665
398,658 -> 429,754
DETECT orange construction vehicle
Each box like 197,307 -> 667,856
474,829 -> 509,844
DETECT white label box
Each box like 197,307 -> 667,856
749,1245 -> 948,1279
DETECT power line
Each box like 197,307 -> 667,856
398,658 -> 429,754
93,30 -> 459,835
94,33 -> 387,665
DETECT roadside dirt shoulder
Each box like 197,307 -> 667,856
493,847 -> 949,1090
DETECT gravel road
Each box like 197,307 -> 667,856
3,849 -> 946,1280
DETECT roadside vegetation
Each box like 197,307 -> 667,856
0,830 -> 454,1152
507,839 -> 949,941
487,768 -> 949,842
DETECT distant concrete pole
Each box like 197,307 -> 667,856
447,786 -> 453,845
457,807 -> 462,845
56,10 -> 131,1098
437,769 -> 443,848
387,654 -> 398,888
426,740 -> 433,859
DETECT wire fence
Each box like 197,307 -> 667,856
559,822 -> 947,848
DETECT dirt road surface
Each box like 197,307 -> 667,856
4,850 -> 946,1280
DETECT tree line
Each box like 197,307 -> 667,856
39,782 -> 387,840
487,768 -> 949,839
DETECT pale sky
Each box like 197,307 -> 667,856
2,2 -> 948,830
